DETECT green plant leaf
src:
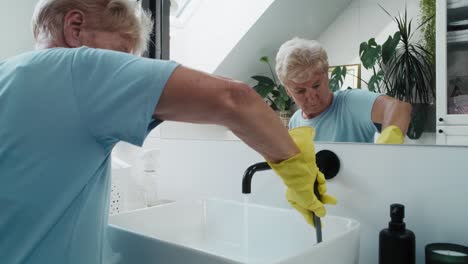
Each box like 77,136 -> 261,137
359,38 -> 382,69
359,41 -> 368,57
252,57 -> 294,111
329,66 -> 347,91
382,31 -> 400,64
277,97 -> 287,111
368,70 -> 384,92
278,85 -> 290,101
253,84 -> 274,98
251,75 -> 275,86
271,90 -> 280,97
329,79 -> 339,92
260,56 -> 269,63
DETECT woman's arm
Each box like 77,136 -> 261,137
371,95 -> 412,134
154,65 -> 299,163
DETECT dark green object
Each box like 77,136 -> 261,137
407,103 -> 429,139
425,243 -> 468,264
360,38 -> 382,70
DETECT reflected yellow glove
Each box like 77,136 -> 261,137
376,125 -> 404,144
267,127 -> 337,226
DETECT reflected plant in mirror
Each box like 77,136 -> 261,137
329,65 -> 348,92
329,64 -> 362,92
358,6 -> 435,139
251,56 -> 295,126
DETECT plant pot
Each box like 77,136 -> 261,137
277,110 -> 292,127
407,103 -> 430,140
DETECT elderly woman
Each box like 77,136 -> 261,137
276,37 -> 412,144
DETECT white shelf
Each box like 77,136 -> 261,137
448,37 -> 468,44
437,0 -> 468,144
436,125 -> 468,145
448,5 -> 468,21
448,0 -> 468,9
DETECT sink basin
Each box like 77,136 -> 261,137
108,199 -> 360,264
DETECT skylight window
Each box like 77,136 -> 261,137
170,0 -> 200,28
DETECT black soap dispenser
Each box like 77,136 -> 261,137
379,204 -> 415,264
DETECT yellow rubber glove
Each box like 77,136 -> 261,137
267,127 -> 337,226
376,125 -> 404,144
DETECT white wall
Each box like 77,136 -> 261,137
0,0 -> 38,59
157,139 -> 468,264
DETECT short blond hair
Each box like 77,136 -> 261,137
32,0 -> 153,55
275,37 -> 329,85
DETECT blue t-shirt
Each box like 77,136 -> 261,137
0,47 -> 178,264
289,89 -> 381,143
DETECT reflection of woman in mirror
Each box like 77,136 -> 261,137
275,37 -> 411,144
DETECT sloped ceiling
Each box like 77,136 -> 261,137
170,0 -> 275,73
214,0 -> 352,84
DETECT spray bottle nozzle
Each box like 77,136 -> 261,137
389,204 -> 406,231
390,204 -> 405,222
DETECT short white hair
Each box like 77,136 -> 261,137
275,37 -> 329,85
32,0 -> 153,55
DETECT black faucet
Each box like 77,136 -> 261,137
241,149 -> 340,243
242,162 -> 271,194
242,149 -> 340,194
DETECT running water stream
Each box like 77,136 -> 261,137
242,195 -> 250,263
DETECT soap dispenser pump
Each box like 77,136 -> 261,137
379,203 -> 415,264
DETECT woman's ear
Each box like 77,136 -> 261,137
63,10 -> 85,48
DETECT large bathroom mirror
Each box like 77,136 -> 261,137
167,0 -> 468,146
4,0 -> 466,146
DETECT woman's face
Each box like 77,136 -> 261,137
285,70 -> 333,119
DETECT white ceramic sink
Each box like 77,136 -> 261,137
108,199 -> 360,264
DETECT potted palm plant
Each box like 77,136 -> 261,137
251,56 -> 294,126
358,6 -> 435,139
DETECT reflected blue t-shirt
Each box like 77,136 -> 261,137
0,47 -> 178,264
289,89 -> 381,143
